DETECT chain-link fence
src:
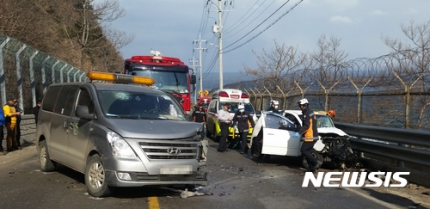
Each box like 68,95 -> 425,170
221,43 -> 430,131
0,33 -> 89,114
243,78 -> 430,130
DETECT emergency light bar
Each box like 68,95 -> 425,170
86,71 -> 155,86
129,56 -> 185,65
218,91 -> 249,99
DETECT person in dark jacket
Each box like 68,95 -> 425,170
296,98 -> 321,172
33,100 -> 42,126
233,102 -> 255,154
192,104 -> 206,123
14,99 -> 22,150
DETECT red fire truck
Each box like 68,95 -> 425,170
123,51 -> 196,114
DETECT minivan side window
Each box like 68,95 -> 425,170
76,90 -> 94,115
42,86 -> 61,112
54,85 -> 79,116
209,101 -> 216,113
208,101 -> 213,113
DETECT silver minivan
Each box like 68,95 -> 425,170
36,73 -> 207,197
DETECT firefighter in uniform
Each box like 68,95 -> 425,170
233,103 -> 255,154
217,103 -> 232,152
296,98 -> 322,172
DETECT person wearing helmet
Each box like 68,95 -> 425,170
267,100 -> 280,114
327,109 -> 336,118
297,98 -> 322,172
233,102 -> 255,154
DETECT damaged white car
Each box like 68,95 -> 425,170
249,111 -> 357,169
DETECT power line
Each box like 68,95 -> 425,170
224,0 -> 304,54
200,3 -> 211,39
202,50 -> 219,78
224,0 -> 277,39
224,0 -> 293,50
223,0 -> 267,35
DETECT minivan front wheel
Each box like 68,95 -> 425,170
39,141 -> 56,172
85,154 -> 113,197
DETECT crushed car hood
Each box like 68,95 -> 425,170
105,119 -> 203,139
317,127 -> 348,136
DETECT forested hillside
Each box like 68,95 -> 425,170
0,0 -> 130,72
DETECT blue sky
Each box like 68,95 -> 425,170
99,0 -> 430,90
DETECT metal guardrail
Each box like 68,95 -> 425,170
335,122 -> 430,187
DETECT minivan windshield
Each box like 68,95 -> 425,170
98,90 -> 186,121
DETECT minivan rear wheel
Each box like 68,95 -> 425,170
39,141 -> 56,172
85,154 -> 114,197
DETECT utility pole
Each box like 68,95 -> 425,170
218,0 -> 224,89
211,0 -> 232,90
189,57 -> 198,104
193,33 -> 206,97
217,0 -> 224,90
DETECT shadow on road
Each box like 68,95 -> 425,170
53,163 -> 193,199
361,188 -> 429,209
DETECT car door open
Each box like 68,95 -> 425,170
261,113 -> 301,156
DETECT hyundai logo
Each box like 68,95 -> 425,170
167,147 -> 181,155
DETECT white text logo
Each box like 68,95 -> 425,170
302,172 -> 410,188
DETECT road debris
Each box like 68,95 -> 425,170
180,188 -> 205,199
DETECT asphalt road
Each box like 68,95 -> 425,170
0,139 -> 420,209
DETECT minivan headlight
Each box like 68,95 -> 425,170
107,132 -> 136,159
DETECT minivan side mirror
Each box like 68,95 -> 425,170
76,105 -> 93,120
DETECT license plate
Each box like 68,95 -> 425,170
160,165 -> 193,175
230,95 -> 239,99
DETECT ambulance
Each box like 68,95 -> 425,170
205,89 -> 257,143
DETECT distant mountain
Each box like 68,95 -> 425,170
193,71 -> 256,92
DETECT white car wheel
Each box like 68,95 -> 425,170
302,149 -> 324,169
